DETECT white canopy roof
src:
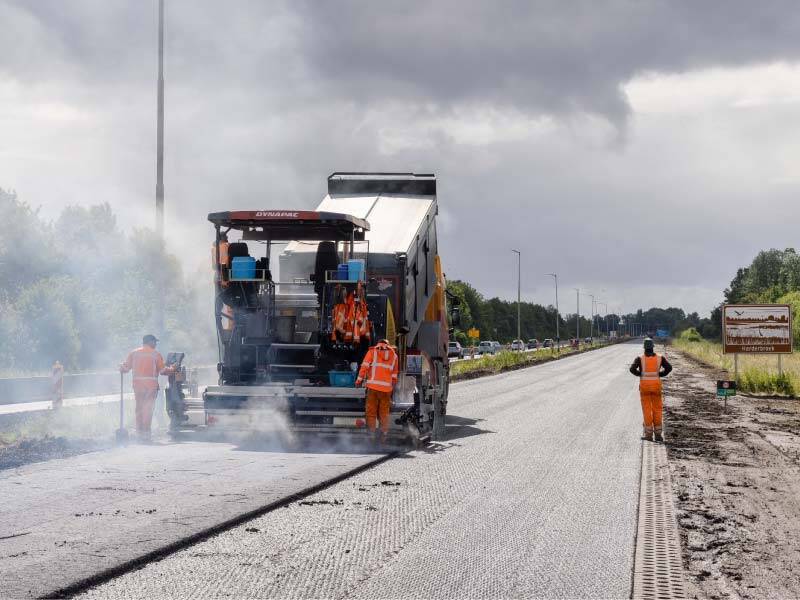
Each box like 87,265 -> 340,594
284,194 -> 435,255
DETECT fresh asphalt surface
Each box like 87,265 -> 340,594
71,342 -> 643,599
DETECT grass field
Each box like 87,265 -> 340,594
673,335 -> 798,397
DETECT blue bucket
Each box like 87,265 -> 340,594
347,259 -> 365,281
329,370 -> 356,387
231,256 -> 256,280
337,263 -> 349,281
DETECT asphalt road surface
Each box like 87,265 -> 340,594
79,342 -> 643,599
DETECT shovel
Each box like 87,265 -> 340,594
116,372 -> 129,445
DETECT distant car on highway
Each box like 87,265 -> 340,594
447,341 -> 464,359
543,338 -> 554,348
584,337 -> 593,345
527,339 -> 539,349
510,339 -> 526,352
478,341 -> 501,355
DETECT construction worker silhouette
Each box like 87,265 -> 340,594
356,339 -> 398,443
630,337 -> 673,441
120,335 -> 170,441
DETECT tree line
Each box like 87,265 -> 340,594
696,248 -> 800,344
446,280 -> 693,345
0,188 -> 214,375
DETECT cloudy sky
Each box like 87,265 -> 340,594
3,0 -> 800,316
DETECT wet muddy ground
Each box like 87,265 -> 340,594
663,350 -> 800,599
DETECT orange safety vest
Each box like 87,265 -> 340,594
639,354 -> 662,393
123,347 -> 165,391
331,301 -> 347,341
357,342 -> 399,392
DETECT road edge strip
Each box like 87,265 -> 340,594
631,441 -> 687,599
41,451 -> 399,599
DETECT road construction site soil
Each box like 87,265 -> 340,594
663,349 -> 800,599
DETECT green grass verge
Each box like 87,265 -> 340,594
673,336 -> 800,397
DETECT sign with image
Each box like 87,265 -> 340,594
716,380 -> 737,397
467,328 -> 480,339
722,304 -> 792,354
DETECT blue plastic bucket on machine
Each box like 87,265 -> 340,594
231,256 -> 256,280
337,263 -> 349,281
347,259 -> 365,281
329,371 -> 356,387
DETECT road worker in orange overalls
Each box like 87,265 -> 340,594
356,339 -> 398,443
630,337 -> 673,442
120,334 -> 171,442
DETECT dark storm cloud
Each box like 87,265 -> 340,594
3,1 -> 800,315
293,0 -> 800,126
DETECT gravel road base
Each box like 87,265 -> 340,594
663,350 -> 800,599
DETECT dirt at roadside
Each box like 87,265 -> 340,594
663,349 -> 800,599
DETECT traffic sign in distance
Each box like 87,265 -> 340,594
716,380 -> 737,397
467,328 -> 480,339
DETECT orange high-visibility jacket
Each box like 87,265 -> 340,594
357,341 -> 399,392
122,347 -> 166,391
639,353 -> 663,393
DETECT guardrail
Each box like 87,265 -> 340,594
0,367 -> 218,406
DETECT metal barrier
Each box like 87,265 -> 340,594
0,367 -> 218,406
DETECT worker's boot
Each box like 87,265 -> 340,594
379,431 -> 389,447
641,427 -> 653,441
654,429 -> 664,443
369,430 -> 380,449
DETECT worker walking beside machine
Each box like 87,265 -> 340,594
356,339 -> 399,443
120,335 -> 173,441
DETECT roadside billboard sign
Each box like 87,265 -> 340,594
722,304 -> 792,354
656,329 -> 669,338
467,328 -> 480,339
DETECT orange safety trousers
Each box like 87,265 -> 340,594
640,390 -> 663,433
134,388 -> 158,434
365,388 -> 392,434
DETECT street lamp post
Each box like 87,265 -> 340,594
546,273 -> 559,352
154,0 -> 166,338
598,302 -> 608,340
512,250 -> 521,344
574,288 -> 580,342
587,294 -> 595,341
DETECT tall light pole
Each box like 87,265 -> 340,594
598,302 -> 608,339
156,0 -> 165,239
574,288 -> 580,342
512,250 -> 521,343
154,0 -> 166,337
546,273 -> 559,351
587,294 -> 595,341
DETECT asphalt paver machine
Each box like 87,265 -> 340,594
202,173 -> 457,443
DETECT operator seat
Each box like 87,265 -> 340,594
313,241 -> 339,298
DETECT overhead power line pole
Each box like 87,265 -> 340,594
574,288 -> 580,341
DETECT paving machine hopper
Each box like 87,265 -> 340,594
203,172 -> 458,443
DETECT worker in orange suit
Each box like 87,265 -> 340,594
630,337 -> 673,442
356,339 -> 399,443
120,334 -> 171,442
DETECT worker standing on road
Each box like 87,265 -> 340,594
119,335 -> 169,442
356,339 -> 398,444
629,337 -> 673,442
